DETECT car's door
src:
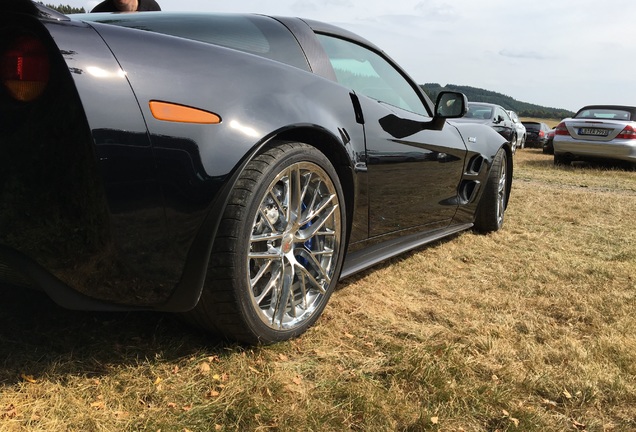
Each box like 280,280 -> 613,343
315,34 -> 467,237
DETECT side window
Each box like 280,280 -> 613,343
316,34 -> 428,116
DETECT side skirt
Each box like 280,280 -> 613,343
340,223 -> 473,279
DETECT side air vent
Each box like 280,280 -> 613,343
458,180 -> 480,204
467,155 -> 485,174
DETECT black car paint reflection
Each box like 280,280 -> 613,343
452,102 -> 516,144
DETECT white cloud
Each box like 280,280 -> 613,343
414,2 -> 458,21
498,50 -> 555,61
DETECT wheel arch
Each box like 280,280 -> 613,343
183,139 -> 352,343
502,143 -> 514,208
267,126 -> 356,245
162,124 -> 358,313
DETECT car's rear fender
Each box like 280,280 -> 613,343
1,5 -> 364,312
76,21 -> 369,311
0,8 -> 189,310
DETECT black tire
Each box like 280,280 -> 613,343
474,148 -> 508,233
554,153 -> 570,166
543,139 -> 554,155
186,142 -> 347,344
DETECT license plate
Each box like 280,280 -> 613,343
579,128 -> 609,137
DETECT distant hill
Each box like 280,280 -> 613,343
38,3 -> 86,13
421,83 -> 574,120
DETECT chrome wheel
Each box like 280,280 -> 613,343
496,153 -> 507,227
186,142 -> 346,344
248,161 -> 341,330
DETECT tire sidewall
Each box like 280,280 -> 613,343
474,147 -> 508,233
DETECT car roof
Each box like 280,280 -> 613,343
70,11 -> 434,111
73,11 -> 379,49
300,18 -> 381,51
468,102 -> 505,109
575,105 -> 636,117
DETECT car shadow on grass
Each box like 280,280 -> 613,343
0,284 -> 231,386
0,231 -> 464,386
567,160 -> 636,171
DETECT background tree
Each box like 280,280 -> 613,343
39,3 -> 86,14
421,83 -> 574,119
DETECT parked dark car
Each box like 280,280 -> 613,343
452,102 -> 518,152
0,1 -> 512,344
543,128 -> 556,154
553,105 -> 636,166
522,121 -> 551,148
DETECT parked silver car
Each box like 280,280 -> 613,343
508,110 -> 526,150
553,105 -> 636,166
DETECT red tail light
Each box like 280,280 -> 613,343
1,34 -> 50,102
538,130 -> 544,138
617,124 -> 636,140
554,122 -> 570,136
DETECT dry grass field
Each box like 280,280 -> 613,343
1,149 -> 635,431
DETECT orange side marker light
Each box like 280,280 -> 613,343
149,100 -> 221,124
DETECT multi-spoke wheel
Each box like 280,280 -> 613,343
186,142 -> 346,344
474,147 -> 509,233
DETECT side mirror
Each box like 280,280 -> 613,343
377,91 -> 469,137
435,91 -> 468,119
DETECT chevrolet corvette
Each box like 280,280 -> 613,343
0,1 -> 512,343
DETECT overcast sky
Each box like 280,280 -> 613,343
60,0 -> 635,112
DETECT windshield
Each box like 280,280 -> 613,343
575,108 -> 632,121
522,123 -> 541,131
465,104 -> 493,120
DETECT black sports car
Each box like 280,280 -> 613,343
0,1 -> 512,344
